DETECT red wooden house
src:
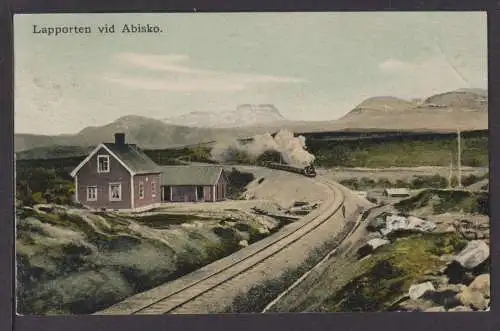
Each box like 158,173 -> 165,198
70,133 -> 227,212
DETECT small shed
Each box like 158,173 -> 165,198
160,165 -> 228,202
383,188 -> 410,198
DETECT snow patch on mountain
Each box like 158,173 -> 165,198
163,104 -> 286,128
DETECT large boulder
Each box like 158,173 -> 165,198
409,282 -> 435,300
468,274 -> 490,299
453,240 -> 489,269
366,238 -> 390,249
378,214 -> 436,236
456,287 -> 488,310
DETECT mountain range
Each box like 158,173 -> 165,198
15,88 -> 488,154
163,104 -> 287,128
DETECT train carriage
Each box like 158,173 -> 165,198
261,161 -> 317,177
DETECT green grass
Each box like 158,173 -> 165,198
320,233 -> 467,312
131,213 -> 210,229
339,173 -> 488,191
395,189 -> 489,215
16,131 -> 489,174
309,134 -> 488,168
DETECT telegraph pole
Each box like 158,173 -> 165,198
457,129 -> 462,189
448,153 -> 453,189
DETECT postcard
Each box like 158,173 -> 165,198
14,12 -> 489,315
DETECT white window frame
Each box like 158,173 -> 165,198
97,155 -> 110,173
87,186 -> 97,201
109,182 -> 122,201
139,182 -> 145,199
151,181 -> 157,197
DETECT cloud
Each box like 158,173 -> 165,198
103,75 -> 247,92
104,52 -> 305,92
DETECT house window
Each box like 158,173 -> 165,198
151,181 -> 157,197
109,183 -> 122,201
97,155 -> 110,173
87,186 -> 97,201
139,182 -> 145,199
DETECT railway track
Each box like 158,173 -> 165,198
96,173 -> 346,315
262,202 -> 366,312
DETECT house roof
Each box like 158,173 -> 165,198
70,142 -> 161,177
160,165 -> 224,186
103,143 -> 161,174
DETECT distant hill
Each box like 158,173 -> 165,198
15,115 -> 275,153
163,104 -> 287,128
15,88 -> 488,153
335,88 -> 487,132
423,89 -> 487,110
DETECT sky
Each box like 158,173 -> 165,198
14,12 -> 487,135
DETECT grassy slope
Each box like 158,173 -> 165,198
315,233 -> 467,312
16,206 -> 281,315
395,189 -> 489,215
309,133 -> 488,168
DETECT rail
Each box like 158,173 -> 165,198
95,172 -> 345,315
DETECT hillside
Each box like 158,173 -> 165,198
15,88 -> 488,152
15,116 -> 244,153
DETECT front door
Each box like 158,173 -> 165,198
196,186 -> 204,202
162,186 -> 171,202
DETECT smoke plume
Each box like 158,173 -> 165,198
211,129 -> 315,167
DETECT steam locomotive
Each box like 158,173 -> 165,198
261,161 -> 317,177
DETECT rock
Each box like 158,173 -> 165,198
257,227 -> 270,235
357,238 -> 391,259
438,283 -> 467,293
34,204 -> 55,214
448,305 -> 473,312
453,240 -> 489,269
421,286 -> 462,309
468,274 -> 490,298
379,214 -> 436,236
238,240 -> 249,248
409,282 -> 435,300
424,306 -> 446,312
398,298 -> 435,312
243,193 -> 255,200
366,238 -> 390,250
443,226 -> 457,233
456,287 -> 488,310
439,254 -> 455,263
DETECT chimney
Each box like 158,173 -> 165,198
115,133 -> 125,145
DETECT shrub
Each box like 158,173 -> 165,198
32,192 -> 47,204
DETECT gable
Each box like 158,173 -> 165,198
216,169 -> 229,185
71,144 -> 134,177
